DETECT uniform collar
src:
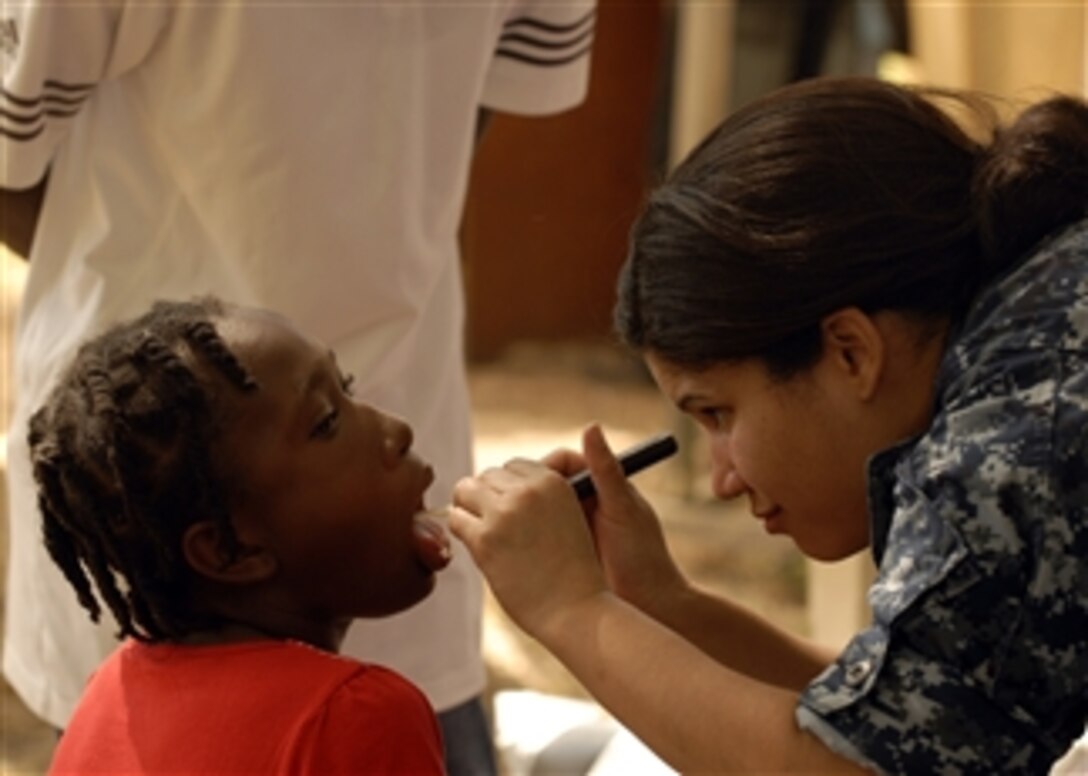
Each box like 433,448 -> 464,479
865,437 -> 918,565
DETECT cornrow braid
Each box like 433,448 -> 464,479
183,320 -> 259,393
28,297 -> 259,642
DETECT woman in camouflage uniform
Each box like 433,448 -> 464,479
451,76 -> 1088,774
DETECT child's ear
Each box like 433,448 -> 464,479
819,307 -> 885,402
182,521 -> 277,584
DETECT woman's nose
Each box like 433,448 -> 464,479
710,443 -> 746,501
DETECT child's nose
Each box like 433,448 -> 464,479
379,412 -> 414,465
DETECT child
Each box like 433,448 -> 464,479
34,297 -> 453,774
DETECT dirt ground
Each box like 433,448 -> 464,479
0,339 -> 807,774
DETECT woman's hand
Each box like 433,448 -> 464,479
549,425 -> 689,618
449,452 -> 608,640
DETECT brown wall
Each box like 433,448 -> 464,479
462,1 -> 666,361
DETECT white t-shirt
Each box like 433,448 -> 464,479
0,2 -> 594,729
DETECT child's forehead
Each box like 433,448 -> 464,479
217,304 -> 306,348
217,307 -> 321,368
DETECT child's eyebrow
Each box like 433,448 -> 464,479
296,350 -> 340,397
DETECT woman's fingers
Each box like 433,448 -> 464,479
451,457 -> 572,537
451,470 -> 495,514
581,424 -> 627,502
541,445 -> 587,477
446,503 -> 481,546
449,450 -> 607,637
454,458 -> 548,509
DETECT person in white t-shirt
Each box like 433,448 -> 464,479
0,5 -> 595,774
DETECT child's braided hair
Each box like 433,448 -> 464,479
28,297 -> 258,642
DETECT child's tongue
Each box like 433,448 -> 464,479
412,509 -> 452,571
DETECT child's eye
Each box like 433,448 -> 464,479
311,408 -> 340,439
340,373 -> 355,396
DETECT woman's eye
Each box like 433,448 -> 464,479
340,372 -> 356,396
311,408 -> 340,439
697,408 -> 727,429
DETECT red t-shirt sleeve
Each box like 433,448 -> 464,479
284,664 -> 445,774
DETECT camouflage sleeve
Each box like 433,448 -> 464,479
798,332 -> 1088,775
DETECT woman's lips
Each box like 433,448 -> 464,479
755,507 -> 784,535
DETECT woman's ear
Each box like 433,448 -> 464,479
819,307 -> 885,401
182,521 -> 277,584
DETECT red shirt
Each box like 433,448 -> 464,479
48,639 -> 445,775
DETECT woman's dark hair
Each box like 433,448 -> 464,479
28,297 -> 258,642
615,76 -> 1088,376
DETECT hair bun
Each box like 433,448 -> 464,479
975,95 -> 1088,269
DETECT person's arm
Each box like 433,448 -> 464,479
0,175 -> 48,259
644,579 -> 836,692
539,590 -> 866,773
450,427 -> 865,772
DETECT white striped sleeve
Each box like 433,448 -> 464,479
0,2 -> 167,188
481,1 -> 596,117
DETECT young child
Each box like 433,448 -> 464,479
34,297 -> 453,774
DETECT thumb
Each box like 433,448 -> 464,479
582,424 -> 629,504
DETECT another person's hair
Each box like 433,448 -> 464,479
616,76 -> 1088,377
28,297 -> 258,642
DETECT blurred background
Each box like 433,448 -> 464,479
3,1 -> 1087,772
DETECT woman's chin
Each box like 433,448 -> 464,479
798,536 -> 870,562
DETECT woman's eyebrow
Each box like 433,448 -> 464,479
676,394 -> 700,412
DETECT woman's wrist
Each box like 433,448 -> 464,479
614,569 -> 693,625
534,588 -> 618,651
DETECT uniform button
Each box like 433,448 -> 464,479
844,660 -> 873,686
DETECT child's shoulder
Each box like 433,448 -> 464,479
118,638 -> 433,719
119,638 -> 395,688
62,640 -> 442,773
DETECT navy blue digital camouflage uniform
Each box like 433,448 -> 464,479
797,219 -> 1088,775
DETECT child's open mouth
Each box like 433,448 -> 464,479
412,508 -> 452,572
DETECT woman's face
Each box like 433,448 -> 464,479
210,307 -> 446,620
645,351 -> 876,561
